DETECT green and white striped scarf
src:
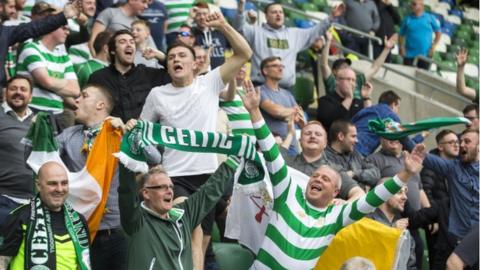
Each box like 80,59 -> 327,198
116,120 -> 265,190
368,117 -> 470,140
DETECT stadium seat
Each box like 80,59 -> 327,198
464,63 -> 479,78
445,14 -> 461,25
447,44 -> 460,53
294,18 -> 316,28
439,60 -> 456,71
312,0 -> 327,9
467,53 -> 479,64
213,243 -> 255,270
301,2 -> 319,12
293,76 -> 315,109
211,222 -> 221,242
449,9 -> 463,19
419,229 -> 430,270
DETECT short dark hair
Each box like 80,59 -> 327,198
435,129 -> 456,144
260,56 -> 281,77
93,31 -> 113,55
463,103 -> 479,115
378,90 -> 401,106
264,2 -> 281,13
108,29 -> 134,65
6,75 -> 33,93
83,84 -> 115,114
328,119 -> 353,143
166,42 -> 196,60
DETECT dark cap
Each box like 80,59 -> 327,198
31,1 -> 56,16
332,58 -> 352,71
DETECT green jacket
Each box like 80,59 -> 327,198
118,163 -> 234,270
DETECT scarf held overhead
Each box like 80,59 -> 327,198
115,120 -> 265,189
368,117 -> 470,140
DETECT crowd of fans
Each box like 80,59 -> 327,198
0,0 -> 478,270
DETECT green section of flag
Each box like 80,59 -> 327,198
368,117 -> 470,140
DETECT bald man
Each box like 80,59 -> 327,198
0,162 -> 91,270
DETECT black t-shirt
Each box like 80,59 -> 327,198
0,204 -> 89,257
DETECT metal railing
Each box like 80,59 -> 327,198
337,44 -> 472,104
250,0 -> 382,59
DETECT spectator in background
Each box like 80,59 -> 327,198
88,29 -> 170,122
131,20 -> 165,68
192,1 -> 229,69
66,0 -> 97,65
139,0 -> 167,50
16,3 -> 80,131
74,31 -> 111,89
341,257 -> 376,270
258,56 -> 302,154
401,128 -> 479,270
317,66 -> 373,130
373,0 -> 401,62
399,0 -> 441,70
321,31 -> 397,99
235,0 -> 344,89
352,90 -> 425,157
176,24 -> 196,46
342,0 -> 380,56
463,103 -> 479,129
456,48 -> 479,103
194,45 -> 210,75
281,120 -> 365,201
164,0 -> 195,46
0,0 -> 80,87
89,0 -> 149,56
446,226 -> 479,270
421,129 -> 458,269
324,119 -> 380,188
367,137 -> 431,269
0,76 -> 34,226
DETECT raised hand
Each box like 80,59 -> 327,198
384,33 -> 398,50
361,82 -> 373,99
403,144 -> 426,175
64,0 -> 82,19
394,218 -> 409,230
125,119 -> 138,131
240,80 -> 260,112
204,11 -> 227,29
456,48 -> 469,67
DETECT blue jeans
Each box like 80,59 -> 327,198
0,195 -> 22,227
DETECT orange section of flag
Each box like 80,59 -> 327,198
85,121 -> 122,240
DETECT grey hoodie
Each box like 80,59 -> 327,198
234,11 -> 330,88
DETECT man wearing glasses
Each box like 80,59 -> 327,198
317,66 -> 373,130
258,56 -> 303,154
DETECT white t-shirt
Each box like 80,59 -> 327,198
140,67 -> 225,176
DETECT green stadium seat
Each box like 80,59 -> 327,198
419,229 -> 429,270
453,38 -> 467,47
301,2 -> 318,12
213,243 -> 255,270
443,52 -> 456,62
211,222 -> 221,242
432,52 -> 442,62
439,60 -> 457,71
467,54 -> 479,64
391,54 -> 404,64
447,44 -> 460,53
455,30 -> 471,40
312,0 -> 327,9
293,76 -> 315,109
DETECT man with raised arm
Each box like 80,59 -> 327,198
240,80 -> 426,270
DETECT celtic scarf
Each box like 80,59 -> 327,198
368,117 -> 470,140
115,120 -> 265,190
25,195 -> 90,270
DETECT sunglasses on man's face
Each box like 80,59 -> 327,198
178,31 -> 191,37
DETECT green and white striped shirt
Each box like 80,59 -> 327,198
219,92 -> 255,138
251,120 -> 404,270
165,0 -> 194,33
74,58 -> 108,89
17,41 -> 77,114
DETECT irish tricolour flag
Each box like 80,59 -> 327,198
23,112 -> 121,239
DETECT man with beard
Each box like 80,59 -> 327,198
402,128 -> 479,269
88,29 -> 170,122
0,75 -> 34,225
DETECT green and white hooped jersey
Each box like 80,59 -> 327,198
68,43 -> 91,65
165,0 -> 195,33
17,41 -> 77,114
